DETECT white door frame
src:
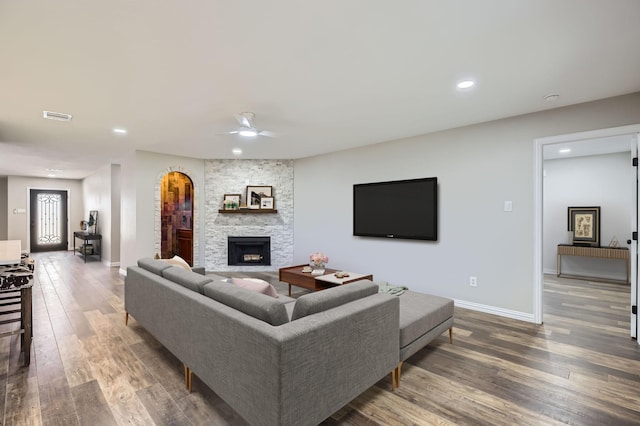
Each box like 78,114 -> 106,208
534,124 -> 640,331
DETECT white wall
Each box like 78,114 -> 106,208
120,151 -> 205,273
543,152 -> 631,280
120,152 -> 137,275
111,164 -> 121,264
6,176 -> 83,251
0,177 -> 7,240
82,163 -> 122,265
293,92 -> 640,319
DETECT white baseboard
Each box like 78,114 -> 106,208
119,267 -> 127,276
453,299 -> 536,323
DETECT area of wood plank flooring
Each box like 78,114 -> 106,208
2,251 -> 640,425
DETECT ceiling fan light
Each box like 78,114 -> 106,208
238,127 -> 258,137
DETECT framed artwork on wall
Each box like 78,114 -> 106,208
246,186 -> 272,209
568,206 -> 600,247
89,210 -> 98,234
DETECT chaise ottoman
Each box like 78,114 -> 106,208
392,290 -> 454,389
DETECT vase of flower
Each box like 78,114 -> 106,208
310,252 -> 329,275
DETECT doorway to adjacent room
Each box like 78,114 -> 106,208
160,172 -> 194,265
534,124 -> 640,341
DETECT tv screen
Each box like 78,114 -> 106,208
353,177 -> 437,241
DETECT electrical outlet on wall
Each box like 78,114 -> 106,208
469,276 -> 477,287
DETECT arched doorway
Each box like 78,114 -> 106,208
161,171 -> 194,265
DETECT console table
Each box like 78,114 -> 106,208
556,244 -> 630,285
279,264 -> 373,296
73,231 -> 102,263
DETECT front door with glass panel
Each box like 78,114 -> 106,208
29,189 -> 68,252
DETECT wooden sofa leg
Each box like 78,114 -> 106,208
391,369 -> 397,391
449,327 -> 453,344
391,361 -> 403,390
125,312 -> 129,326
184,365 -> 192,392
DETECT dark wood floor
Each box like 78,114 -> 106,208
2,252 -> 640,425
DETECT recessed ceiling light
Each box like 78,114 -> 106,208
47,174 -> 56,178
457,80 -> 475,89
232,148 -> 243,155
544,94 -> 560,102
559,148 -> 571,153
113,128 -> 127,134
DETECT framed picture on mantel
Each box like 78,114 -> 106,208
246,186 -> 272,209
568,206 -> 600,247
260,196 -> 274,209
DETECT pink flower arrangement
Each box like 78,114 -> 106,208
309,252 -> 329,266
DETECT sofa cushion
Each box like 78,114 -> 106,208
137,257 -> 173,275
398,291 -> 454,348
162,266 -> 213,294
291,280 -> 378,321
231,277 -> 279,298
203,281 -> 289,326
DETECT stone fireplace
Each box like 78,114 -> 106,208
227,236 -> 271,266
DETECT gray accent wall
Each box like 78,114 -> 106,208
293,93 -> 640,317
204,159 -> 294,271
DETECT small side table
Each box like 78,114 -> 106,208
73,231 -> 102,263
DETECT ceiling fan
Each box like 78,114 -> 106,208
224,112 -> 276,138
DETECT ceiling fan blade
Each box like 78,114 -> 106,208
258,130 -> 277,138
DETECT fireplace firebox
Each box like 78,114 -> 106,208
228,236 -> 271,266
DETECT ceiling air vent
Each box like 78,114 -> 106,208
43,110 -> 72,122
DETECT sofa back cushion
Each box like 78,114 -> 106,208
203,281 -> 289,326
137,257 -> 173,276
162,266 -> 213,294
291,280 -> 378,321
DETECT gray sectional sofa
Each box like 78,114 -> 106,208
125,258 -> 400,426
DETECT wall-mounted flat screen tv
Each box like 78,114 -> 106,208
353,177 -> 437,241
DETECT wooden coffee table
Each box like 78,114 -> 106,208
278,264 -> 373,296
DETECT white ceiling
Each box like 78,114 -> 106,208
1,1 -> 640,179
543,134 -> 635,160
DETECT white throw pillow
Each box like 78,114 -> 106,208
162,255 -> 191,271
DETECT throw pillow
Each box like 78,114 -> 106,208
231,277 -> 279,298
161,255 -> 191,271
